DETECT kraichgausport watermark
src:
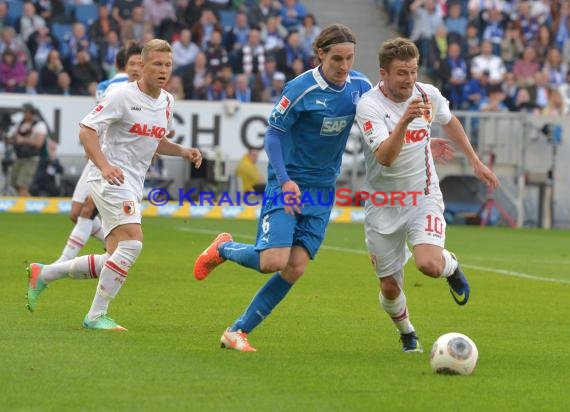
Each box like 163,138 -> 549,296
147,188 -> 423,207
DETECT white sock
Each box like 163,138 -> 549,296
55,217 -> 93,263
440,249 -> 459,278
87,240 -> 142,320
42,254 -> 109,283
91,216 -> 105,242
380,291 -> 414,334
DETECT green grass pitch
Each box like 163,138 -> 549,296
1,213 -> 569,411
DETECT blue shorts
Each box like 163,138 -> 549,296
254,185 -> 335,259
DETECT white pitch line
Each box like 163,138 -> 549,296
178,227 -> 570,284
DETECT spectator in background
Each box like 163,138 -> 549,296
280,0 -> 306,32
503,72 -> 520,111
235,148 -> 265,194
409,0 -> 443,67
480,84 -> 508,112
530,71 -> 551,110
245,0 -> 281,29
288,56 -> 305,79
282,31 -> 309,75
33,0 -> 66,25
6,103 -> 47,196
426,24 -> 447,79
112,0 -> 143,26
445,1 -> 467,41
513,46 -> 541,87
501,22 -> 524,72
69,49 -> 102,96
234,73 -> 252,102
233,27 -> 266,75
166,74 -> 185,99
20,1 -> 47,44
39,49 -> 65,94
191,8 -> 222,49
25,70 -> 39,94
481,7 -> 505,56
533,24 -> 554,62
143,0 -> 177,34
182,50 -> 211,99
223,11 -> 250,52
542,47 -> 567,87
261,15 -> 286,54
464,69 -> 491,111
56,71 -> 73,95
206,75 -> 226,100
252,54 -> 277,100
261,70 -> 285,103
298,13 -> 320,59
172,28 -> 200,75
463,22 -> 481,65
88,4 -> 121,50
541,87 -> 566,115
512,87 -> 539,113
183,0 -> 209,29
0,1 -> 15,30
470,40 -> 506,85
29,26 -> 56,70
120,5 -> 153,44
0,26 -> 32,66
440,42 -> 468,109
558,70 -> 570,112
203,29 -> 228,76
516,0 -> 540,46
66,22 -> 97,66
99,30 -> 122,78
0,49 -> 27,92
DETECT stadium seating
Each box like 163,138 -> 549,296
74,3 -> 99,26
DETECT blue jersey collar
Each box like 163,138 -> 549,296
312,66 -> 351,90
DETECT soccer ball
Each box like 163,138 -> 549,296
429,332 -> 478,375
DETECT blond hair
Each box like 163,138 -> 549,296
141,39 -> 172,61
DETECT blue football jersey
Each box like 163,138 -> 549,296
267,67 -> 372,187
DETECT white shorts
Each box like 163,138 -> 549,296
71,164 -> 91,203
364,193 -> 446,278
88,179 -> 142,238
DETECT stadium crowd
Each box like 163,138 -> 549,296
0,0 -> 319,103
382,0 -> 570,115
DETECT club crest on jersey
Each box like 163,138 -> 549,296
276,96 -> 290,114
123,201 -> 135,216
129,123 -> 166,139
320,115 -> 352,136
93,105 -> 104,113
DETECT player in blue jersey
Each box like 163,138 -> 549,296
193,24 -> 373,352
52,42 -> 143,264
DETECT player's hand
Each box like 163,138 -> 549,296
185,148 -> 202,168
405,97 -> 431,123
473,160 -> 500,189
101,164 -> 124,186
282,180 -> 301,215
430,138 -> 455,164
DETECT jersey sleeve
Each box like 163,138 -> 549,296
425,83 -> 452,125
267,80 -> 303,133
166,91 -> 174,132
356,94 -> 390,153
80,88 -> 124,136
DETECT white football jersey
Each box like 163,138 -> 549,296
81,81 -> 174,197
356,81 -> 452,198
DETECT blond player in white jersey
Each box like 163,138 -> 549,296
54,43 -> 143,264
26,39 -> 203,331
355,37 -> 499,352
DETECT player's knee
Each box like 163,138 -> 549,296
116,240 -> 143,262
259,259 -> 285,274
416,257 -> 441,278
380,276 -> 401,299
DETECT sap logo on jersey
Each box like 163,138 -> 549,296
320,115 -> 352,136
128,123 -> 166,139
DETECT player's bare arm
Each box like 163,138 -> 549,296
79,125 -> 124,185
156,135 -> 203,168
441,115 -> 499,188
281,180 -> 301,215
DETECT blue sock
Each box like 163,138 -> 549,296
219,242 -> 261,272
230,273 -> 292,333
